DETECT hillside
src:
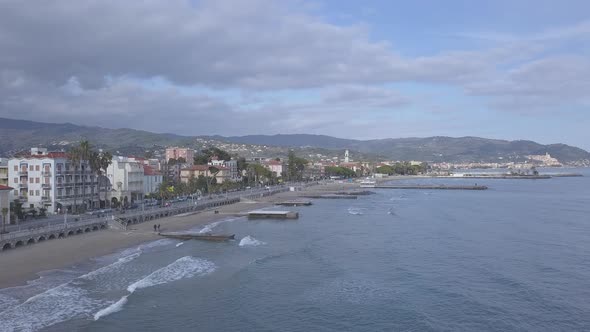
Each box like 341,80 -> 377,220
1,118 -> 589,164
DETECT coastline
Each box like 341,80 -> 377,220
0,182 -> 358,289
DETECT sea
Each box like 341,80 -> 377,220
1,168 -> 589,332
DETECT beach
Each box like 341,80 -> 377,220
0,182 -> 357,289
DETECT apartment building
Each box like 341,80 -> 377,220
106,156 -> 145,206
180,165 -> 229,184
208,157 -> 240,181
165,147 -> 194,165
0,158 -> 8,186
7,148 -> 99,214
143,165 -> 163,194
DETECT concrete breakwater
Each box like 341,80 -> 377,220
375,185 -> 488,190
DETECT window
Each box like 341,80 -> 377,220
29,190 -> 34,196
36,190 -> 40,196
14,190 -> 18,196
29,165 -> 33,171
35,165 -> 40,171
36,178 -> 40,183
30,178 -> 34,184
13,178 -> 18,183
13,165 -> 17,171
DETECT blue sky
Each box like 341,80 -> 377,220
0,0 -> 589,149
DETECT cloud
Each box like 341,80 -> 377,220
0,0 -> 524,90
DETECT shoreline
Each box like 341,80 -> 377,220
0,182 -> 358,289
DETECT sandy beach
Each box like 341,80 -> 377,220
0,182 -> 359,289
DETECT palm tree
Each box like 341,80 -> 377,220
1,207 -> 8,234
100,152 -> 113,208
68,146 -> 81,213
77,141 -> 92,211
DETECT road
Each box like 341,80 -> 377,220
3,184 -> 300,233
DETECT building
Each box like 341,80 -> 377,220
180,165 -> 230,184
208,157 -> 240,181
302,163 -> 325,180
263,160 -> 285,177
7,148 -> 99,214
106,156 -> 144,206
0,158 -> 8,186
143,165 -> 163,195
165,147 -> 194,165
0,185 -> 13,227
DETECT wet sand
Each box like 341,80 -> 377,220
0,182 -> 359,289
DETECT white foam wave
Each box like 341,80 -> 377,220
81,252 -> 141,280
127,256 -> 215,293
196,218 -> 237,234
0,283 -> 105,332
239,236 -> 266,247
347,207 -> 364,215
176,242 -> 184,247
93,295 -> 128,321
137,238 -> 175,250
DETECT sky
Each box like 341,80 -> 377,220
0,0 -> 589,149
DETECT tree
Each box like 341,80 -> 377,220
194,147 -> 231,164
1,207 -> 8,234
287,150 -> 308,181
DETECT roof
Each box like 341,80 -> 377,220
182,165 -> 228,171
143,165 -> 162,176
0,185 -> 14,191
18,152 -> 69,159
264,160 -> 283,165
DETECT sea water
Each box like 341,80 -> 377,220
1,169 -> 589,331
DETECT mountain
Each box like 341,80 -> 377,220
1,118 -> 589,164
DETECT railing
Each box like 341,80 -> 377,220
42,171 -> 52,177
19,183 -> 28,188
42,183 -> 51,189
18,171 -> 28,176
0,219 -> 108,241
42,196 -> 52,202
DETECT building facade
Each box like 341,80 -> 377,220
263,160 -> 285,177
180,165 -> 229,184
7,148 -> 99,214
208,158 -> 240,181
165,147 -> 194,165
0,158 -> 8,186
106,157 -> 144,206
143,165 -> 163,195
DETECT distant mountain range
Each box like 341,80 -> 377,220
1,118 -> 589,164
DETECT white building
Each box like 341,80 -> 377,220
208,158 -> 240,181
143,165 -> 163,195
7,148 -> 99,214
106,156 -> 145,206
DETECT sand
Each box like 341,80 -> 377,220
0,182 -> 359,289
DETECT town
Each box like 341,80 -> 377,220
0,141 -> 568,228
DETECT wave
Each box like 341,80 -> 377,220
81,252 -> 141,281
176,242 -> 184,247
239,236 -> 266,247
93,295 -> 128,321
347,207 -> 364,215
127,256 -> 215,293
0,283 -> 105,332
195,217 -> 238,234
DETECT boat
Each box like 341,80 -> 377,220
159,232 -> 235,241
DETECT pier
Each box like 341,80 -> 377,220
248,210 -> 299,219
275,200 -> 312,206
159,233 -> 235,242
301,195 -> 358,199
375,185 -> 488,190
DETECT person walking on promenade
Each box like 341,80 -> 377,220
153,224 -> 157,232
157,224 -> 161,232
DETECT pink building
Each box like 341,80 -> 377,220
165,147 -> 194,165
263,160 -> 285,177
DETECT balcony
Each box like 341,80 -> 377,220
42,196 -> 52,202
19,183 -> 28,188
18,170 -> 28,176
56,182 -> 64,188
42,183 -> 52,189
42,171 -> 52,177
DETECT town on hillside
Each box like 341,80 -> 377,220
0,142 -> 566,226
